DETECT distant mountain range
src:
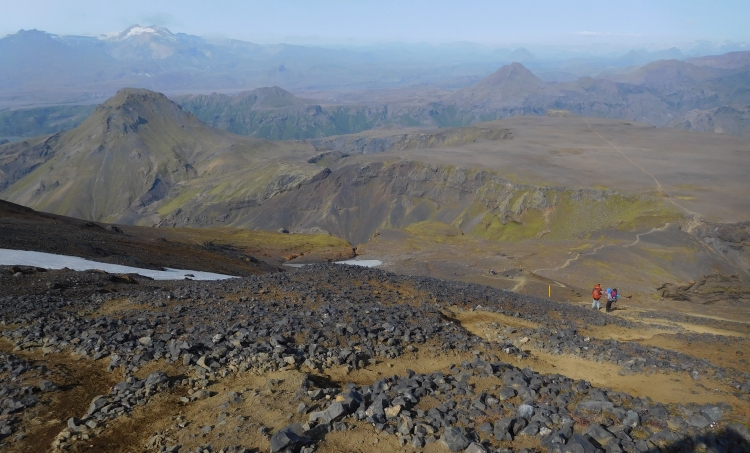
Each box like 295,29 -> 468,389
1,25 -> 749,139
0,25 -> 505,108
3,57 -> 749,140
141,57 -> 750,138
1,24 -> 748,110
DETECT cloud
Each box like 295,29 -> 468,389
140,12 -> 180,28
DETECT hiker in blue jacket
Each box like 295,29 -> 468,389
606,288 -> 619,312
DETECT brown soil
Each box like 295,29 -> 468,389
640,334 -> 750,375
321,348 -> 475,386
93,297 -> 151,317
0,339 -> 122,453
452,309 -> 750,422
316,422 -> 403,452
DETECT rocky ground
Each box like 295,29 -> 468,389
1,264 -> 749,453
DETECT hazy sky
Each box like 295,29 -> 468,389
1,0 -> 747,47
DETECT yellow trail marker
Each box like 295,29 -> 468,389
548,285 -> 551,297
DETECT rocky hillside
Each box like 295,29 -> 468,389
671,105 -> 750,136
307,126 -> 512,155
174,88 -> 398,140
157,159 -> 681,247
1,263 -> 749,452
0,104 -> 96,140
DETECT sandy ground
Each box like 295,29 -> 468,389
452,308 -> 750,424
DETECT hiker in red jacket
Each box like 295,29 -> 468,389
591,284 -> 603,310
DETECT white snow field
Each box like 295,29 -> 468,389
333,259 -> 382,267
0,248 -> 235,281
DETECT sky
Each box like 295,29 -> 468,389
0,0 -> 747,48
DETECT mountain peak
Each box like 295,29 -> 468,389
104,88 -> 172,107
449,62 -> 545,106
234,86 -> 308,109
1,89 -> 224,222
94,88 -> 201,135
110,24 -> 176,42
479,62 -> 542,87
3,28 -> 58,44
507,47 -> 536,62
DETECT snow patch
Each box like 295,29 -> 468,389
0,249 -> 235,281
283,259 -> 382,268
124,26 -> 158,39
113,25 -> 176,42
335,259 -> 383,267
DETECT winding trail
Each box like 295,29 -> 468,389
623,223 -> 671,248
533,243 -> 611,274
517,120 -> 741,284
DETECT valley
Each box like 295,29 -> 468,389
1,14 -> 749,453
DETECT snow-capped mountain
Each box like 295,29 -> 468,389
105,24 -> 215,62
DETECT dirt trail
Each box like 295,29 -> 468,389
533,244 -> 611,275
623,223 -> 671,248
583,118 -> 709,237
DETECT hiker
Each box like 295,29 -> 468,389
591,283 -> 603,310
606,288 -> 619,312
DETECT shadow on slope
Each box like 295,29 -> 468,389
0,199 -> 278,276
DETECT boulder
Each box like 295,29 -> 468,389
87,395 -> 108,415
308,402 -> 347,424
464,442 -> 488,453
584,424 -> 614,446
440,427 -> 471,452
701,405 -> 723,422
270,423 -> 310,453
687,414 -> 711,429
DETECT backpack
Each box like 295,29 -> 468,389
609,289 -> 618,302
592,287 -> 602,299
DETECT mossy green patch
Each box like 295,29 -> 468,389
471,209 -> 547,242
169,227 -> 352,256
157,187 -> 201,216
404,221 -> 463,243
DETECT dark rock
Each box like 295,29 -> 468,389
270,423 -> 310,453
584,424 -> 614,447
144,371 -> 168,387
465,442 -> 488,453
87,395 -> 108,415
38,380 -> 57,392
67,417 -> 84,433
440,427 -> 471,452
564,433 -> 600,453
308,402 -> 347,424
701,405 -> 723,422
687,414 -> 711,429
